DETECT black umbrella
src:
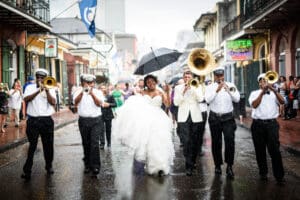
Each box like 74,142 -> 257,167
168,76 -> 182,85
134,47 -> 182,75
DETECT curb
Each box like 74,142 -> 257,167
0,119 -> 78,154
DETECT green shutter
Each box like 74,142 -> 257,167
2,40 -> 10,84
18,46 -> 25,85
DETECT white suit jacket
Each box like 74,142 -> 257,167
173,84 -> 204,123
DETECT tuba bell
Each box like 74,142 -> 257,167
265,70 -> 278,84
187,48 -> 216,76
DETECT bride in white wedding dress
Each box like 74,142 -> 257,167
112,74 -> 175,177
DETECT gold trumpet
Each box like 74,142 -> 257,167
188,78 -> 200,87
42,76 -> 57,89
187,48 -> 216,76
265,70 -> 278,84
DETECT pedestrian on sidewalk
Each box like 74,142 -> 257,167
248,73 -> 285,185
21,69 -> 56,180
73,74 -> 104,177
8,78 -> 23,127
205,66 -> 240,179
0,83 -> 9,133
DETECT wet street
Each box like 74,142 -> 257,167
1,122 -> 300,200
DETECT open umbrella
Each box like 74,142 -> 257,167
134,47 -> 182,75
168,76 -> 182,85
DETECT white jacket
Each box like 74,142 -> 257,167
173,84 -> 204,123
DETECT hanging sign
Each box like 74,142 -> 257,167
226,39 -> 253,61
45,38 -> 58,58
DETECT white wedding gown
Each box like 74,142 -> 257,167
112,94 -> 175,175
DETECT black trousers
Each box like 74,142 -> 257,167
178,114 -> 201,170
199,111 -> 207,152
208,112 -> 236,166
100,118 -> 112,146
251,119 -> 284,180
23,116 -> 54,174
79,116 -> 103,170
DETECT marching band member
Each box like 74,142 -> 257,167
248,73 -> 285,185
174,69 -> 204,176
73,74 -> 104,177
205,66 -> 240,179
21,69 -> 56,180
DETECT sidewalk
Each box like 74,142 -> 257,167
0,107 -> 78,153
238,108 -> 300,155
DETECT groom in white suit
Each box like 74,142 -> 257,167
174,69 -> 204,176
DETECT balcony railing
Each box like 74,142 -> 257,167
222,15 -> 242,41
240,0 -> 282,25
222,0 -> 283,40
1,0 -> 50,23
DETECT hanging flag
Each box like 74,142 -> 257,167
79,0 -> 97,38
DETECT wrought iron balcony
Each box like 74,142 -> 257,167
222,15 -> 242,41
0,0 -> 50,23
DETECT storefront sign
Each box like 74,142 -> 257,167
45,38 -> 58,57
226,39 -> 253,61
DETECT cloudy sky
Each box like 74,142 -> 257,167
51,0 -> 219,48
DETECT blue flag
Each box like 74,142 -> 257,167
79,0 -> 97,38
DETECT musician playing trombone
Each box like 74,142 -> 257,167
21,68 -> 56,180
205,66 -> 240,179
248,73 -> 285,185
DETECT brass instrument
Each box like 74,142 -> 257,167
0,83 -> 9,92
188,78 -> 200,88
39,77 -> 56,97
265,70 -> 278,84
229,86 -> 236,93
187,48 -> 216,76
42,76 -> 57,89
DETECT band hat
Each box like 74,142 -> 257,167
182,65 -> 192,74
81,74 -> 96,82
35,68 -> 49,77
213,66 -> 225,75
257,73 -> 266,82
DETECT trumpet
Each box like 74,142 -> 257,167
265,70 -> 278,84
39,77 -> 56,97
0,83 -> 9,92
188,78 -> 200,88
83,86 -> 90,93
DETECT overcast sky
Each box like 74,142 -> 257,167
51,0 -> 219,49
126,0 -> 218,48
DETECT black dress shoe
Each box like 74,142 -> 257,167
226,166 -> 234,179
84,167 -> 90,174
21,173 -> 31,180
158,170 -> 164,177
260,174 -> 268,181
186,168 -> 192,176
215,166 -> 222,175
92,168 -> 99,175
276,178 -> 286,186
46,168 -> 54,175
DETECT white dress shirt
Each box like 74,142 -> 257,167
205,82 -> 240,114
248,89 -> 279,119
73,88 -> 104,117
24,84 -> 56,117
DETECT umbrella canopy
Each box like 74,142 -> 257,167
134,47 -> 182,75
168,76 -> 182,85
